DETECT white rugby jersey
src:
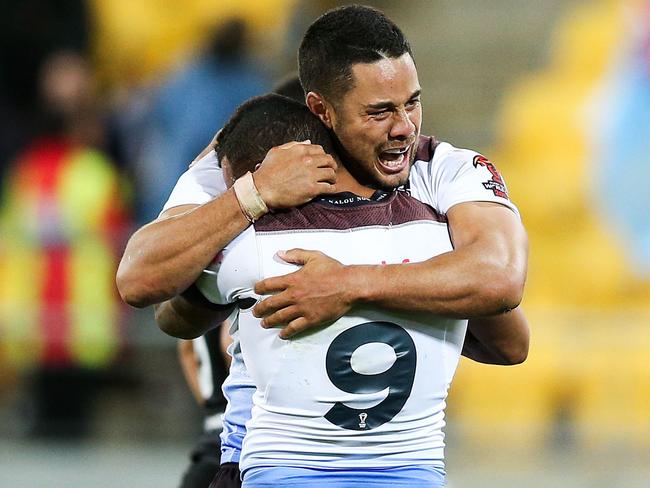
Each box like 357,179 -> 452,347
162,135 -> 519,466
196,190 -> 467,470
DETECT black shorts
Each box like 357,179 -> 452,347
209,462 -> 241,488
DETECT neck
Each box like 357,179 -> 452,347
334,160 -> 375,198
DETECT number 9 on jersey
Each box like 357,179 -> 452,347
324,321 -> 417,431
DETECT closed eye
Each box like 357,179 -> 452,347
406,98 -> 420,110
368,110 -> 391,120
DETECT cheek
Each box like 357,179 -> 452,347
412,107 -> 423,132
336,119 -> 384,157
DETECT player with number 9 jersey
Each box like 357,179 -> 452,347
196,187 -> 467,479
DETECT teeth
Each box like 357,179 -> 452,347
380,153 -> 405,167
384,147 -> 407,154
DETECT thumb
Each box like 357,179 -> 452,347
276,248 -> 317,265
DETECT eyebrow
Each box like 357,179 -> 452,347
366,89 -> 422,110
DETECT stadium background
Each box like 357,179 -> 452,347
1,0 -> 649,486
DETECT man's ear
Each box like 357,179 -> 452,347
305,91 -> 335,129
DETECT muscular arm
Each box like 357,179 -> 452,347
254,201 -> 528,337
461,307 -> 529,365
116,142 -> 337,308
154,290 -> 234,339
117,193 -> 247,307
357,202 -> 527,316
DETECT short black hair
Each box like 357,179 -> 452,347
298,5 -> 412,103
272,73 -> 305,103
214,94 -> 335,179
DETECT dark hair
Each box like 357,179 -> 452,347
214,94 -> 335,179
298,5 -> 412,103
272,73 -> 305,103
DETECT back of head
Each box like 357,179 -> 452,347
214,94 -> 335,179
298,5 -> 412,103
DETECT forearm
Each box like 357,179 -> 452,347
154,293 -> 234,339
461,307 -> 530,365
352,243 -> 523,317
117,189 -> 249,307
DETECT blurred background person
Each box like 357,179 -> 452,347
126,18 -> 270,224
0,0 -> 91,195
0,50 -> 130,439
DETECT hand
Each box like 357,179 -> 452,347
253,249 -> 354,339
253,141 -> 338,209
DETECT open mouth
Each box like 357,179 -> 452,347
377,145 -> 411,174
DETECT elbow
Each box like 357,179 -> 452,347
481,267 -> 525,314
500,340 -> 529,365
154,306 -> 203,340
116,264 -> 157,308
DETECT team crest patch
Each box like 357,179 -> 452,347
473,155 -> 509,199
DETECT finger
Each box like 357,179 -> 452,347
253,292 -> 291,318
313,154 -> 337,169
316,167 -> 337,184
316,182 -> 338,194
297,145 -> 328,158
259,305 -> 302,329
255,292 -> 297,318
275,248 -> 316,265
278,140 -> 311,149
279,317 -> 310,339
254,275 -> 293,295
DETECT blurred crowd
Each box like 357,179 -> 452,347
0,0 -> 320,440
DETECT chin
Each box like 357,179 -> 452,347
374,171 -> 410,191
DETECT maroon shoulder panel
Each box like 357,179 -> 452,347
414,135 -> 439,162
255,191 -> 446,233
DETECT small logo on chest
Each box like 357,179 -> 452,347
358,412 -> 368,429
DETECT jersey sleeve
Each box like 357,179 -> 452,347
410,142 -> 519,216
160,150 -> 227,214
194,227 -> 258,306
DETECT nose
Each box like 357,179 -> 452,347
389,108 -> 416,140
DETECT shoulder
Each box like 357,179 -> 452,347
412,137 -> 481,174
409,137 -> 517,215
391,191 -> 447,223
161,150 -> 226,213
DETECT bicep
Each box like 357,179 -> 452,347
447,201 -> 528,266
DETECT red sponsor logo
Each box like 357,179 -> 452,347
473,155 -> 509,199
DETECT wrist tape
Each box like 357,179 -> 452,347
233,171 -> 269,222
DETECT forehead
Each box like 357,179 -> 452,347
346,53 -> 420,105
